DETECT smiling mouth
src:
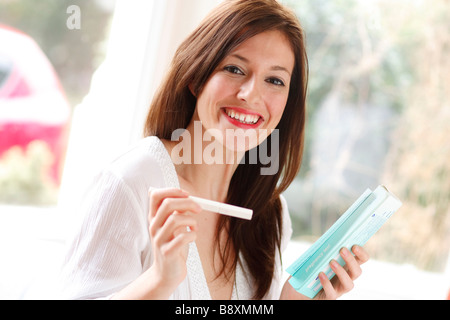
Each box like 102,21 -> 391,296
223,107 -> 263,125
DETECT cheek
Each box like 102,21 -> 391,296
266,94 -> 288,126
202,75 -> 237,103
196,76 -> 236,119
254,95 -> 287,147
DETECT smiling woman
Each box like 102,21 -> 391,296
58,0 -> 370,301
142,0 -> 309,300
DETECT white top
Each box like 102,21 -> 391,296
57,136 -> 292,300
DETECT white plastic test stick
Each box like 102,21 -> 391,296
189,196 -> 253,220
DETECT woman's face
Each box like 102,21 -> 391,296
193,29 -> 295,152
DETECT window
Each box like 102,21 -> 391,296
0,0 -> 116,299
0,1 -> 116,206
281,0 -> 450,299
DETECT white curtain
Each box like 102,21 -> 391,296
59,0 -> 221,213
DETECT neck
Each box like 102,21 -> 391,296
163,120 -> 245,202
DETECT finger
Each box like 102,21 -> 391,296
351,245 -> 370,265
318,272 -> 337,300
154,212 -> 198,244
330,259 -> 354,293
160,229 -> 197,258
172,218 -> 198,237
149,197 -> 201,235
148,188 -> 189,219
340,247 -> 362,280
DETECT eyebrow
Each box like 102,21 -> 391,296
231,54 -> 292,77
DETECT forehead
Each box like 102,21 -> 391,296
228,30 -> 295,72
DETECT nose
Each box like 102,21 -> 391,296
237,76 -> 262,106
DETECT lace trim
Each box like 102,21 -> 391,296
147,137 -> 180,189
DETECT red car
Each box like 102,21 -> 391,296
0,25 -> 71,184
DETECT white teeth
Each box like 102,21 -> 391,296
225,109 -> 260,124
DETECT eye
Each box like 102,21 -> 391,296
224,65 -> 245,75
266,77 -> 285,87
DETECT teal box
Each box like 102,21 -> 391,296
286,186 -> 402,299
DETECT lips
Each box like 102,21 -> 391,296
222,107 -> 263,128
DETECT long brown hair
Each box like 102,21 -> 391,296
144,0 -> 308,299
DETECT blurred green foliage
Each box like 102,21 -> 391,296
284,0 -> 450,272
0,141 -> 57,205
0,0 -> 115,205
285,0 -> 413,176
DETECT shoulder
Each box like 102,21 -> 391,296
107,136 -> 168,181
108,136 -> 177,185
96,136 -> 178,208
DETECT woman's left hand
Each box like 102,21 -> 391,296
281,245 -> 370,300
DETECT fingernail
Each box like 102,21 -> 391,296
341,247 -> 350,257
330,260 -> 339,269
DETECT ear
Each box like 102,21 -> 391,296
188,83 -> 197,97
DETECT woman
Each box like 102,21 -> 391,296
59,0 -> 369,300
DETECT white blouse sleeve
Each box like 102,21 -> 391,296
57,169 -> 150,299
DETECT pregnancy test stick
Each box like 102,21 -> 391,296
189,196 -> 253,220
